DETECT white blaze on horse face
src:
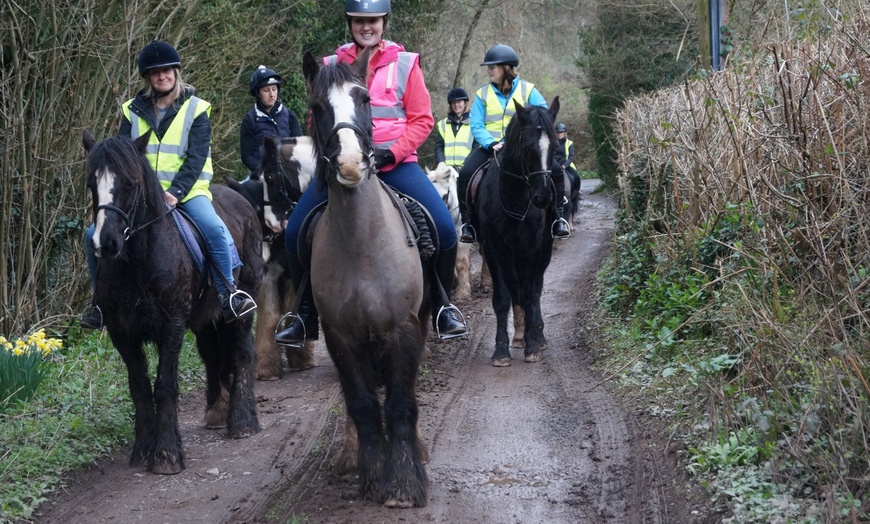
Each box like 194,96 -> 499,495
328,82 -> 365,186
295,137 -> 317,191
91,168 -> 117,251
537,133 -> 551,173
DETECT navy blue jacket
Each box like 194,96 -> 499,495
240,100 -> 303,173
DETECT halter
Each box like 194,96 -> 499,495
95,184 -> 173,240
493,125 -> 551,221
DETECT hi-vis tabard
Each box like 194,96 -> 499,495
122,96 -> 214,202
564,138 -> 576,170
477,80 -> 534,141
325,43 -> 418,150
437,118 -> 473,167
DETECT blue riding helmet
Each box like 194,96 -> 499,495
249,65 -> 282,97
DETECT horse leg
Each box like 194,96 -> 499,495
486,258 -> 513,366
336,413 -> 359,475
150,324 -> 186,474
254,261 -> 285,380
195,326 -> 229,429
477,246 -> 492,293
453,242 -> 471,302
522,274 -> 547,363
216,319 -> 261,439
381,323 -> 428,508
327,335 -> 386,502
511,304 -> 525,348
115,338 -> 155,467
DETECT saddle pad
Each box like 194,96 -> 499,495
467,158 -> 494,209
171,208 -> 241,276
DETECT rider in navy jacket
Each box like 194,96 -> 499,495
240,65 -> 303,175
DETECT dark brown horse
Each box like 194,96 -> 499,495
226,136 -> 316,379
83,130 -> 262,474
301,49 -> 430,507
469,98 -> 561,366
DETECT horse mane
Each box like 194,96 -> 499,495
87,135 -> 165,210
502,104 -> 557,162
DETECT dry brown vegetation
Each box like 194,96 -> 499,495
614,5 -> 870,520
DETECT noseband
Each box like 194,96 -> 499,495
96,182 -> 171,240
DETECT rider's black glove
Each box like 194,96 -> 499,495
374,148 -> 395,170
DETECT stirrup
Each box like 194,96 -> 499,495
229,289 -> 258,318
460,223 -> 476,243
81,304 -> 104,330
275,312 -> 306,349
551,218 -> 571,239
435,304 -> 468,340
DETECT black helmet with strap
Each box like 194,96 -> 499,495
447,87 -> 469,103
345,0 -> 391,16
555,123 -> 567,132
137,41 -> 181,76
249,65 -> 282,96
480,44 -> 519,67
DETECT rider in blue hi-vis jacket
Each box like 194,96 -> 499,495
456,43 -> 569,243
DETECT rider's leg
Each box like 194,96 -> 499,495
382,163 -> 467,338
80,224 -> 103,329
183,195 -> 256,321
456,148 -> 491,243
274,181 -> 328,345
550,167 -> 570,238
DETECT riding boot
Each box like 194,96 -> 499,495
274,254 -> 319,346
80,302 -> 104,330
432,245 -> 468,339
459,203 -> 476,244
219,286 -> 257,322
552,198 -> 570,239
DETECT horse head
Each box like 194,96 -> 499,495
302,48 -> 374,188
260,135 -> 315,232
505,96 -> 561,210
427,163 -> 461,226
83,129 -> 161,259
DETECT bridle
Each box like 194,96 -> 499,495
315,120 -> 375,174
494,124 -> 552,221
95,182 -> 172,240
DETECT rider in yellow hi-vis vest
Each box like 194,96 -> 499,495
434,87 -> 477,170
456,43 -> 569,242
553,122 -> 580,222
82,41 -> 256,329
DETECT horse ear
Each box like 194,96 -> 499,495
514,101 -> 526,120
262,136 -> 279,170
133,130 -> 151,154
549,96 -> 560,122
302,51 -> 320,87
83,129 -> 96,152
353,46 -> 371,79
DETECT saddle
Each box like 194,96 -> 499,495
465,158 -> 494,211
171,206 -> 241,285
296,180 -> 437,272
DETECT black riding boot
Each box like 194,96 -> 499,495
459,202 -> 476,244
218,286 -> 257,322
432,245 -> 468,339
80,301 -> 103,330
274,254 -> 319,346
552,200 -> 571,239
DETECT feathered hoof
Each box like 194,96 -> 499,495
524,351 -> 543,363
491,357 -> 512,367
150,451 -> 183,475
383,496 -> 417,508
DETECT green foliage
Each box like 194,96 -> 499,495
602,218 -> 654,314
690,428 -> 774,474
0,332 -> 204,522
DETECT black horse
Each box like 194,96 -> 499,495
226,136 -> 316,379
469,98 -> 561,366
83,130 -> 262,474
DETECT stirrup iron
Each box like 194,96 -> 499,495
275,312 -> 306,349
230,289 -> 257,317
435,304 -> 468,340
551,217 -> 571,239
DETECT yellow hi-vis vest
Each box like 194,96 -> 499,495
122,96 -> 214,202
564,138 -> 576,170
437,118 -> 473,167
477,80 -> 534,141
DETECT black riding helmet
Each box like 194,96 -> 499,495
138,41 -> 181,76
345,0 -> 391,44
249,65 -> 282,97
447,87 -> 469,103
481,44 -> 519,67
556,123 -> 567,132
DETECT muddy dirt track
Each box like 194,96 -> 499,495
34,183 -> 709,523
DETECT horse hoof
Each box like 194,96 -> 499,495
205,422 -> 227,430
491,357 -> 512,367
524,352 -> 543,363
150,455 -> 183,475
383,497 -> 416,509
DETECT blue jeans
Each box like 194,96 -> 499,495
85,194 -> 236,294
284,162 -> 458,255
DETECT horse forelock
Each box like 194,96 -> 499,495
505,105 -> 557,172
87,136 -> 160,212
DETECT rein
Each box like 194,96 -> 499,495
494,125 -> 551,221
96,184 -> 174,240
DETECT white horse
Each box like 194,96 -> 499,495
426,163 -> 471,302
